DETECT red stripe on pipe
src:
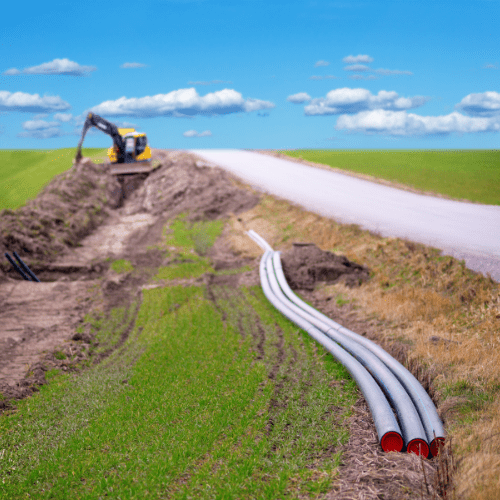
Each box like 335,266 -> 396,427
430,437 -> 446,457
381,431 -> 404,453
407,439 -> 430,457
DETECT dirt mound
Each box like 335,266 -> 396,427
123,150 -> 260,220
281,242 -> 370,290
0,158 -> 118,280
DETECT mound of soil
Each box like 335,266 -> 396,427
281,242 -> 370,290
0,158 -> 118,281
123,150 -> 260,220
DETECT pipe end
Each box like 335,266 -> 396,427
430,437 -> 446,457
381,431 -> 404,453
407,439 -> 430,457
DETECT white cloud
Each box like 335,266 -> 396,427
188,80 -> 233,85
0,91 -> 70,113
335,109 -> 500,135
483,63 -> 499,69
90,88 -> 274,117
3,68 -> 21,75
304,88 -> 429,116
343,54 -> 374,64
344,64 -> 370,72
6,58 -> 96,76
121,62 -> 147,68
349,74 -> 378,80
374,68 -> 413,76
309,75 -> 338,80
314,60 -> 330,67
183,129 -> 212,137
53,112 -> 73,122
115,121 -> 138,128
22,119 -> 60,131
18,128 -> 65,139
287,92 -> 312,104
455,91 -> 500,117
18,120 -> 65,138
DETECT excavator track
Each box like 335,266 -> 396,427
108,160 -> 159,175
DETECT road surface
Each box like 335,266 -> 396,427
191,149 -> 500,282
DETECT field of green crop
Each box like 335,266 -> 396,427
0,148 -> 107,211
0,215 -> 358,499
280,150 -> 500,205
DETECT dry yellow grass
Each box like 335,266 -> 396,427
227,192 -> 500,500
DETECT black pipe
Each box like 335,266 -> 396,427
4,253 -> 31,281
13,252 -> 40,282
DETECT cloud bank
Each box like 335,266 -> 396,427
335,109 -> 500,136
90,88 -> 275,117
18,119 -> 65,138
0,91 -> 70,113
314,60 -> 330,67
342,55 -> 374,64
287,92 -> 311,104
455,91 -> 500,117
183,130 -> 212,137
4,58 -> 96,76
304,88 -> 429,116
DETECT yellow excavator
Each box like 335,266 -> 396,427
75,112 -> 154,174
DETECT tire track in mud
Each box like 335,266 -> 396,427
206,284 -> 347,465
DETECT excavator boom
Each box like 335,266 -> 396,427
75,112 -> 125,163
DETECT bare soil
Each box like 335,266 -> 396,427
0,149 -> 445,498
281,242 -> 370,290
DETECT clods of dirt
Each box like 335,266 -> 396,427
123,150 -> 260,220
280,242 -> 370,290
0,158 -> 114,280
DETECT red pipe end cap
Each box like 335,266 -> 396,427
430,437 -> 446,457
407,439 -> 430,457
381,432 -> 404,452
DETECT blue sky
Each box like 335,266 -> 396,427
1,0 -> 499,150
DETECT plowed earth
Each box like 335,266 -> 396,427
0,150 -> 441,499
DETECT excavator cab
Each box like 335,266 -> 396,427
107,129 -> 151,165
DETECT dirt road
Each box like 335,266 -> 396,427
190,149 -> 500,281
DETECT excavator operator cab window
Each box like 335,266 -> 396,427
136,136 -> 147,156
125,137 -> 135,154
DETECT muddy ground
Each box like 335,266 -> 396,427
0,149 -> 442,499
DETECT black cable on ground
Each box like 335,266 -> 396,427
13,252 -> 40,282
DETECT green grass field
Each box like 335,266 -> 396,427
280,150 -> 500,205
0,148 -> 107,211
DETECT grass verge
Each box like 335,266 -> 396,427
279,149 -> 500,205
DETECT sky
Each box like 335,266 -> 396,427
1,0 -> 499,150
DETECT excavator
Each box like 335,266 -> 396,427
74,112 -> 155,175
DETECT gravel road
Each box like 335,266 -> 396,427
190,149 -> 500,282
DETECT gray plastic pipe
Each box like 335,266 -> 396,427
271,251 -> 445,456
265,251 -> 428,455
257,247 -> 404,453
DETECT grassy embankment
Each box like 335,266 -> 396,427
228,191 -> 500,499
0,148 -> 107,211
280,150 -> 500,205
0,215 -> 358,499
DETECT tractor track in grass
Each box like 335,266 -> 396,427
0,149 -> 448,498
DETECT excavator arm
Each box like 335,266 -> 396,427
75,112 -> 125,163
